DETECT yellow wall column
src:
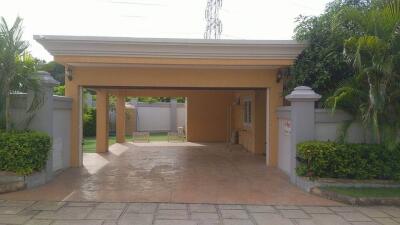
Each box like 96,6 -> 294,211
268,83 -> 283,167
65,80 -> 82,167
116,94 -> 126,143
96,90 -> 109,153
254,90 -> 266,154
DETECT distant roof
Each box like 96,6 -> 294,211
34,35 -> 306,60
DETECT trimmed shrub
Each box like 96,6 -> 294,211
0,130 -> 51,175
83,107 -> 96,137
297,141 -> 400,180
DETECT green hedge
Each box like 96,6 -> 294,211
296,141 -> 400,180
0,131 -> 51,175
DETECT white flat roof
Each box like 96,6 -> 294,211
34,35 -> 306,60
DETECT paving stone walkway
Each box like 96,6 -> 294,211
0,200 -> 399,225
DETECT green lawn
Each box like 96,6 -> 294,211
83,132 -> 169,153
322,187 -> 400,198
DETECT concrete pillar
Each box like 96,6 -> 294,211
285,86 -> 321,182
116,94 -> 126,143
65,80 -> 82,167
27,71 -> 59,178
96,90 -> 109,153
170,98 -> 177,131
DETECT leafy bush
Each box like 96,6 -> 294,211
83,107 -> 96,137
0,130 -> 51,175
53,85 -> 65,96
297,141 -> 400,180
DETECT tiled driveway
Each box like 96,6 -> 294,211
1,142 -> 336,205
0,200 -> 400,225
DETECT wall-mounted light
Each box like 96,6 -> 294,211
277,68 -> 290,83
65,66 -> 73,81
232,97 -> 240,106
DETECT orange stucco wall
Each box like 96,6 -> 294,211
71,66 -> 278,88
186,92 -> 234,142
63,57 -> 284,167
254,90 -> 267,155
231,90 -> 266,155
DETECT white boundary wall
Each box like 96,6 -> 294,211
9,72 -> 72,180
137,104 -> 171,131
276,86 -> 371,182
10,94 -> 72,173
109,102 -> 186,132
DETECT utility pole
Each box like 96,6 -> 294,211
204,0 -> 222,39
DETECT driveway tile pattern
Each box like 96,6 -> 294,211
0,143 -> 337,205
0,201 -> 398,225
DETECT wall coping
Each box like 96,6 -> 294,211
286,86 -> 321,102
53,96 -> 73,109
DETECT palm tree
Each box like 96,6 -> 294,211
0,17 -> 43,131
327,0 -> 400,146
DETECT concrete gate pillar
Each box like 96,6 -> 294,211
285,86 -> 321,182
96,90 -> 109,153
27,71 -> 59,179
116,94 -> 126,143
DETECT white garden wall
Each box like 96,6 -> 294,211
9,72 -> 72,180
276,86 -> 376,185
52,96 -> 72,171
277,107 -> 292,175
137,104 -> 171,131
10,94 -> 72,173
109,102 -> 187,132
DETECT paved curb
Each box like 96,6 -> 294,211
0,170 -> 50,194
312,187 -> 400,206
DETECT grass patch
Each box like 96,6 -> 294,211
149,132 -> 170,141
83,132 -> 169,153
322,187 -> 400,198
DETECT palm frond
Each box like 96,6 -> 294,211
0,17 -> 42,130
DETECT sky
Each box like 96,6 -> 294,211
0,0 -> 331,61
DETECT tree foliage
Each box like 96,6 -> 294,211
38,61 -> 65,84
0,17 -> 42,130
289,0 -> 370,99
53,85 -> 65,96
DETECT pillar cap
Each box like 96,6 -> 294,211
285,86 -> 321,102
36,71 -> 60,87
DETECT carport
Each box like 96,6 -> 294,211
35,35 -> 305,169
